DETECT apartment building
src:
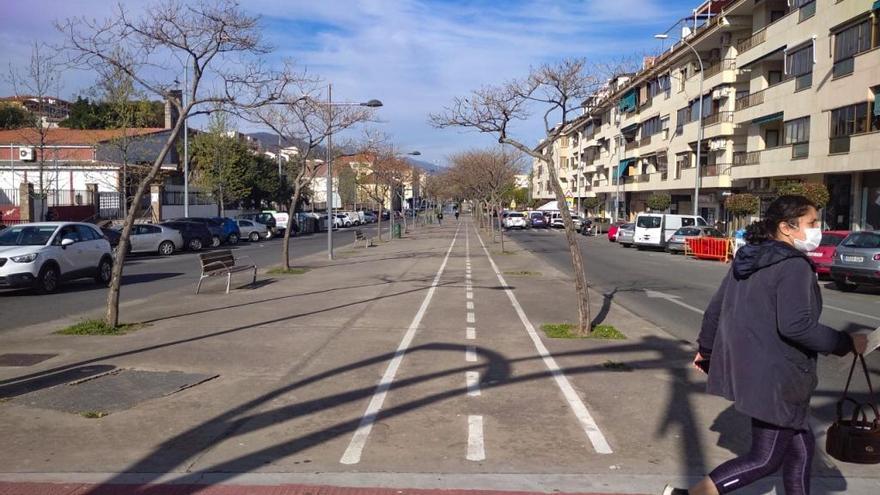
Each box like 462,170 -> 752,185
532,0 -> 880,231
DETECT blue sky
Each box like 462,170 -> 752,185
0,0 -> 699,166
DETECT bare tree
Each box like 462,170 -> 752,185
245,85 -> 373,270
355,138 -> 409,241
431,59 -> 603,335
58,0 -> 298,327
7,42 -> 63,221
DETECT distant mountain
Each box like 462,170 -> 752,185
407,158 -> 445,175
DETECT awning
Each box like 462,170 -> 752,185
752,111 -> 783,125
620,123 -> 640,135
873,0 -> 880,10
618,90 -> 637,113
616,158 -> 635,179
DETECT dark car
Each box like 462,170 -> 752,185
101,228 -> 121,249
160,221 -> 213,251
169,217 -> 224,247
212,217 -> 242,245
529,211 -> 548,229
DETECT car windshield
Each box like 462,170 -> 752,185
508,213 -> 524,218
0,225 -> 58,246
703,228 -> 724,237
820,234 -> 844,247
675,227 -> 700,236
842,232 -> 880,248
637,216 -> 662,228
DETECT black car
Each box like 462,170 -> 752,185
160,221 -> 214,251
101,228 -> 121,248
168,217 -> 224,247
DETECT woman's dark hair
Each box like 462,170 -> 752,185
745,195 -> 816,244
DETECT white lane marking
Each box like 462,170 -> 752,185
644,289 -> 705,315
466,301 -> 474,310
466,327 -> 476,340
466,371 -> 481,397
474,224 -> 613,455
466,312 -> 475,323
466,345 -> 477,362
825,305 -> 880,322
467,415 -> 485,461
466,291 -> 473,300
340,224 -> 461,465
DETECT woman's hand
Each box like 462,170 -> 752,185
851,333 -> 869,355
693,352 -> 710,374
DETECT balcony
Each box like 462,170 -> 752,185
638,135 -> 652,147
703,59 -> 736,79
703,111 -> 734,127
735,89 -> 765,111
733,150 -> 761,166
700,163 -> 731,177
625,140 -> 640,151
736,29 -> 766,54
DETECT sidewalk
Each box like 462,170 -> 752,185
0,220 -> 878,495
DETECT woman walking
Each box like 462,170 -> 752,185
664,195 -> 868,495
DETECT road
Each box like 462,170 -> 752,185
0,223 -> 381,331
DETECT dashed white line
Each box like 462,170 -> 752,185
466,327 -> 476,340
466,312 -> 475,323
466,371 -> 481,397
466,291 -> 473,300
339,224 -> 461,465
466,415 -> 485,461
474,223 -> 613,455
466,301 -> 474,310
466,345 -> 477,362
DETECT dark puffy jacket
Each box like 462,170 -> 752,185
698,240 -> 852,429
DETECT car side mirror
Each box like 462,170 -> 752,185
61,238 -> 75,248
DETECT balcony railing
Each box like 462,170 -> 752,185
736,29 -> 766,54
735,88 -> 765,111
703,111 -> 734,126
733,150 -> 762,166
700,163 -> 732,177
634,174 -> 650,183
625,140 -> 640,151
703,59 -> 736,79
639,135 -> 652,147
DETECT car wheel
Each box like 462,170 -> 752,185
36,264 -> 60,294
228,233 -> 239,245
96,257 -> 112,286
249,232 -> 260,242
834,279 -> 857,292
188,238 -> 203,251
158,240 -> 175,256
211,235 -> 221,248
265,230 -> 273,239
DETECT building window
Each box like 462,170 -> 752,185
784,116 -> 810,158
786,43 -> 813,91
765,129 -> 780,148
768,70 -> 783,85
833,18 -> 872,78
796,0 -> 816,22
642,115 -> 662,137
676,107 -> 690,131
675,152 -> 690,177
830,102 -> 869,153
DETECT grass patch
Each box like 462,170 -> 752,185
57,319 -> 143,336
503,270 -> 541,277
540,322 -> 626,340
267,267 -> 310,275
602,360 -> 634,372
79,411 -> 108,419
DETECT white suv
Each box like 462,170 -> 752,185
0,222 -> 113,293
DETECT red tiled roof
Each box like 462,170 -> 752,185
0,127 -> 167,146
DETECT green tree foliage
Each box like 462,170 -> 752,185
59,96 -> 163,129
511,187 -> 529,207
775,181 -> 830,208
646,192 -> 672,212
337,164 -> 357,208
582,196 -> 601,212
725,193 -> 760,217
0,103 -> 31,129
189,115 -> 253,213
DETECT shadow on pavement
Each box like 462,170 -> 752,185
0,364 -> 115,399
0,273 -> 183,298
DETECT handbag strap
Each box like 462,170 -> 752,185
839,354 -> 879,422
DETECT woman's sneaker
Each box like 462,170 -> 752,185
661,485 -> 688,495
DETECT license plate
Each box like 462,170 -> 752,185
805,252 -> 822,257
843,256 -> 864,263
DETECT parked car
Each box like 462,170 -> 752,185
665,226 -> 725,254
528,211 -> 548,229
606,221 -> 626,241
589,217 -> 612,234
263,210 -> 289,236
830,230 -> 880,292
633,213 -> 708,249
806,230 -> 849,278
362,211 -> 378,223
101,228 -> 121,250
549,213 -> 583,230
126,224 -> 184,256
160,221 -> 213,251
335,214 -> 352,228
169,217 -> 224,247
503,212 -> 527,230
616,223 -> 636,247
236,219 -> 269,242
0,222 -> 113,293
212,217 -> 242,245
237,213 -> 276,238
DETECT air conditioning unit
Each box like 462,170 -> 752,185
709,139 -> 728,151
712,89 -> 723,100
18,147 -> 35,161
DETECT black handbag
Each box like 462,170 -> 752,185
825,354 -> 880,464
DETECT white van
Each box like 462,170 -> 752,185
633,213 -> 707,249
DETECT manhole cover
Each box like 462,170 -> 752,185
18,369 -> 217,414
0,353 -> 57,367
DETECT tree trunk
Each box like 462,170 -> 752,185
545,155 -> 592,335
497,202 -> 505,253
281,185 -> 302,271
377,204 -> 383,241
105,114 -> 187,328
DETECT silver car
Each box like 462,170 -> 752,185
617,223 -> 636,247
236,219 -> 269,242
830,231 -> 880,292
127,224 -> 183,256
666,226 -> 725,254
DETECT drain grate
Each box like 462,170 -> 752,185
0,353 -> 58,367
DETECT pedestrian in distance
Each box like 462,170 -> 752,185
663,195 -> 869,495
437,211 -> 443,225
455,210 -> 460,221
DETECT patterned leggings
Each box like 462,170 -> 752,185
710,418 -> 814,495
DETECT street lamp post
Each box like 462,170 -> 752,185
406,151 -> 421,225
655,33 -> 703,217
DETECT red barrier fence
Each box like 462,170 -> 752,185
685,237 -> 734,263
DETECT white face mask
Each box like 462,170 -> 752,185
792,227 -> 822,252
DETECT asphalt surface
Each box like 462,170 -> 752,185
0,223 -> 382,331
